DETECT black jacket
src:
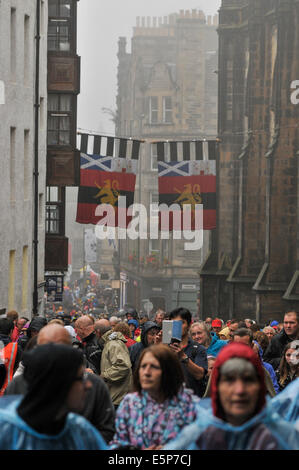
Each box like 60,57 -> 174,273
263,329 -> 292,370
81,332 -> 103,374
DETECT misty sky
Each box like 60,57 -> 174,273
77,0 -> 221,136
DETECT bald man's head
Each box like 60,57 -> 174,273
95,319 -> 110,329
74,315 -> 95,340
37,323 -> 72,346
94,319 -> 111,339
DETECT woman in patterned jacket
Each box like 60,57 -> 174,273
110,344 -> 200,450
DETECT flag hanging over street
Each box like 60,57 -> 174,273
76,133 -> 140,228
156,140 -> 217,231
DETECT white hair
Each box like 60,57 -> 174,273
220,358 -> 257,378
263,326 -> 275,333
109,316 -> 121,323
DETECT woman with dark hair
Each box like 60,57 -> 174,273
275,341 -> 299,392
110,344 -> 200,449
0,344 -> 108,449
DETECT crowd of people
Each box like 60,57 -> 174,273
0,284 -> 298,450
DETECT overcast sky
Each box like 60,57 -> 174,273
77,0 -> 221,136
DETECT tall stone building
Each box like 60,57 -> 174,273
45,0 -> 80,299
116,10 -> 218,315
200,0 -> 299,322
0,0 -> 48,316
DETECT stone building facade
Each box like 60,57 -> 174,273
116,10 -> 218,315
0,0 -> 48,316
200,0 -> 299,322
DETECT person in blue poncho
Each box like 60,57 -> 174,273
0,343 -> 108,450
164,342 -> 299,450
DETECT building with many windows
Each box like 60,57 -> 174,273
45,0 -> 80,285
0,0 -> 48,315
116,10 -> 218,315
0,0 -> 80,316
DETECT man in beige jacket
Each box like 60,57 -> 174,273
100,330 -> 132,410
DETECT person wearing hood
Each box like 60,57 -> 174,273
100,329 -> 132,410
129,321 -> 160,371
0,344 -> 108,449
164,342 -> 299,450
5,323 -> 116,444
127,319 -> 140,340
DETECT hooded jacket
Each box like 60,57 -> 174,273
129,321 -> 159,370
17,343 -> 84,435
100,330 -> 132,406
206,332 -> 227,357
210,342 -> 267,420
0,396 -> 108,450
164,343 -> 299,450
4,369 -> 115,444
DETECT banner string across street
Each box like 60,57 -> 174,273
75,132 -> 217,232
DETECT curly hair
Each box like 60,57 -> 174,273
113,321 -> 131,338
253,331 -> 269,354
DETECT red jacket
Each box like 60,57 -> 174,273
0,342 -> 18,395
125,336 -> 136,348
11,326 -> 20,342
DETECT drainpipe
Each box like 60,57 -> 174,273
33,0 -> 41,315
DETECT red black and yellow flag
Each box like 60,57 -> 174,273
156,140 -> 217,231
76,134 -> 140,228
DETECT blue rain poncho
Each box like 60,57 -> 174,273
270,377 -> 299,423
0,396 -> 109,450
164,345 -> 299,451
164,381 -> 299,450
0,344 -> 109,450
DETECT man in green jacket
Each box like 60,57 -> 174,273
100,330 -> 132,410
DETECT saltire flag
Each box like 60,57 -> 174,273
76,133 -> 141,228
156,140 -> 217,231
